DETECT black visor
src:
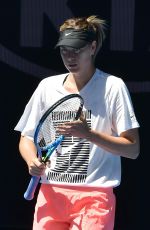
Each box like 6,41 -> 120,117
55,29 -> 96,49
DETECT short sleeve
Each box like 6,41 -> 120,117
14,81 -> 45,139
109,78 -> 140,135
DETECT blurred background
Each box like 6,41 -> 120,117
0,0 -> 149,229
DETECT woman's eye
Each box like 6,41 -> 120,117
60,48 -> 81,55
74,49 -> 80,54
61,49 -> 67,54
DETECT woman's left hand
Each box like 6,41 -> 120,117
57,113 -> 90,139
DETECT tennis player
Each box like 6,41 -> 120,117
14,15 -> 140,230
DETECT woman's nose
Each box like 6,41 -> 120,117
66,52 -> 76,61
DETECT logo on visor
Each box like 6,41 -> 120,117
65,32 -> 72,36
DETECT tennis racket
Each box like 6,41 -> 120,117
24,94 -> 84,200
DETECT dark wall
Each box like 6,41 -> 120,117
0,1 -> 149,229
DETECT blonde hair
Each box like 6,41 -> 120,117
59,15 -> 106,58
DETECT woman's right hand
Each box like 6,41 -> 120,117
27,157 -> 46,176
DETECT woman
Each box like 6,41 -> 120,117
15,15 -> 140,230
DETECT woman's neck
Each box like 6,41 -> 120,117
64,67 -> 96,93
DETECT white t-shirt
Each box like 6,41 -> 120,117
14,68 -> 140,188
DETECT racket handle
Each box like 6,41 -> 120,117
24,176 -> 40,200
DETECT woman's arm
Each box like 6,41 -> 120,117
19,135 -> 46,176
87,127 -> 140,159
57,118 -> 140,159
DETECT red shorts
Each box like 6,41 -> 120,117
33,184 -> 116,230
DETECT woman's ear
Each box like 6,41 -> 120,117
91,41 -> 97,55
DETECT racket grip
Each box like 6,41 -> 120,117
24,176 -> 40,200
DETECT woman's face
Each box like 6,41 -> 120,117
60,41 -> 96,74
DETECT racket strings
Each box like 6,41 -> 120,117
37,97 -> 82,149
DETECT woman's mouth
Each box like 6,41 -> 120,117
67,63 -> 77,68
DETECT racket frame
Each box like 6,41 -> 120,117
24,94 -> 84,200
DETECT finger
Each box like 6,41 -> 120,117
33,158 -> 45,168
80,110 -> 86,122
29,168 -> 45,176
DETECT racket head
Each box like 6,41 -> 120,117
34,94 -> 84,156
